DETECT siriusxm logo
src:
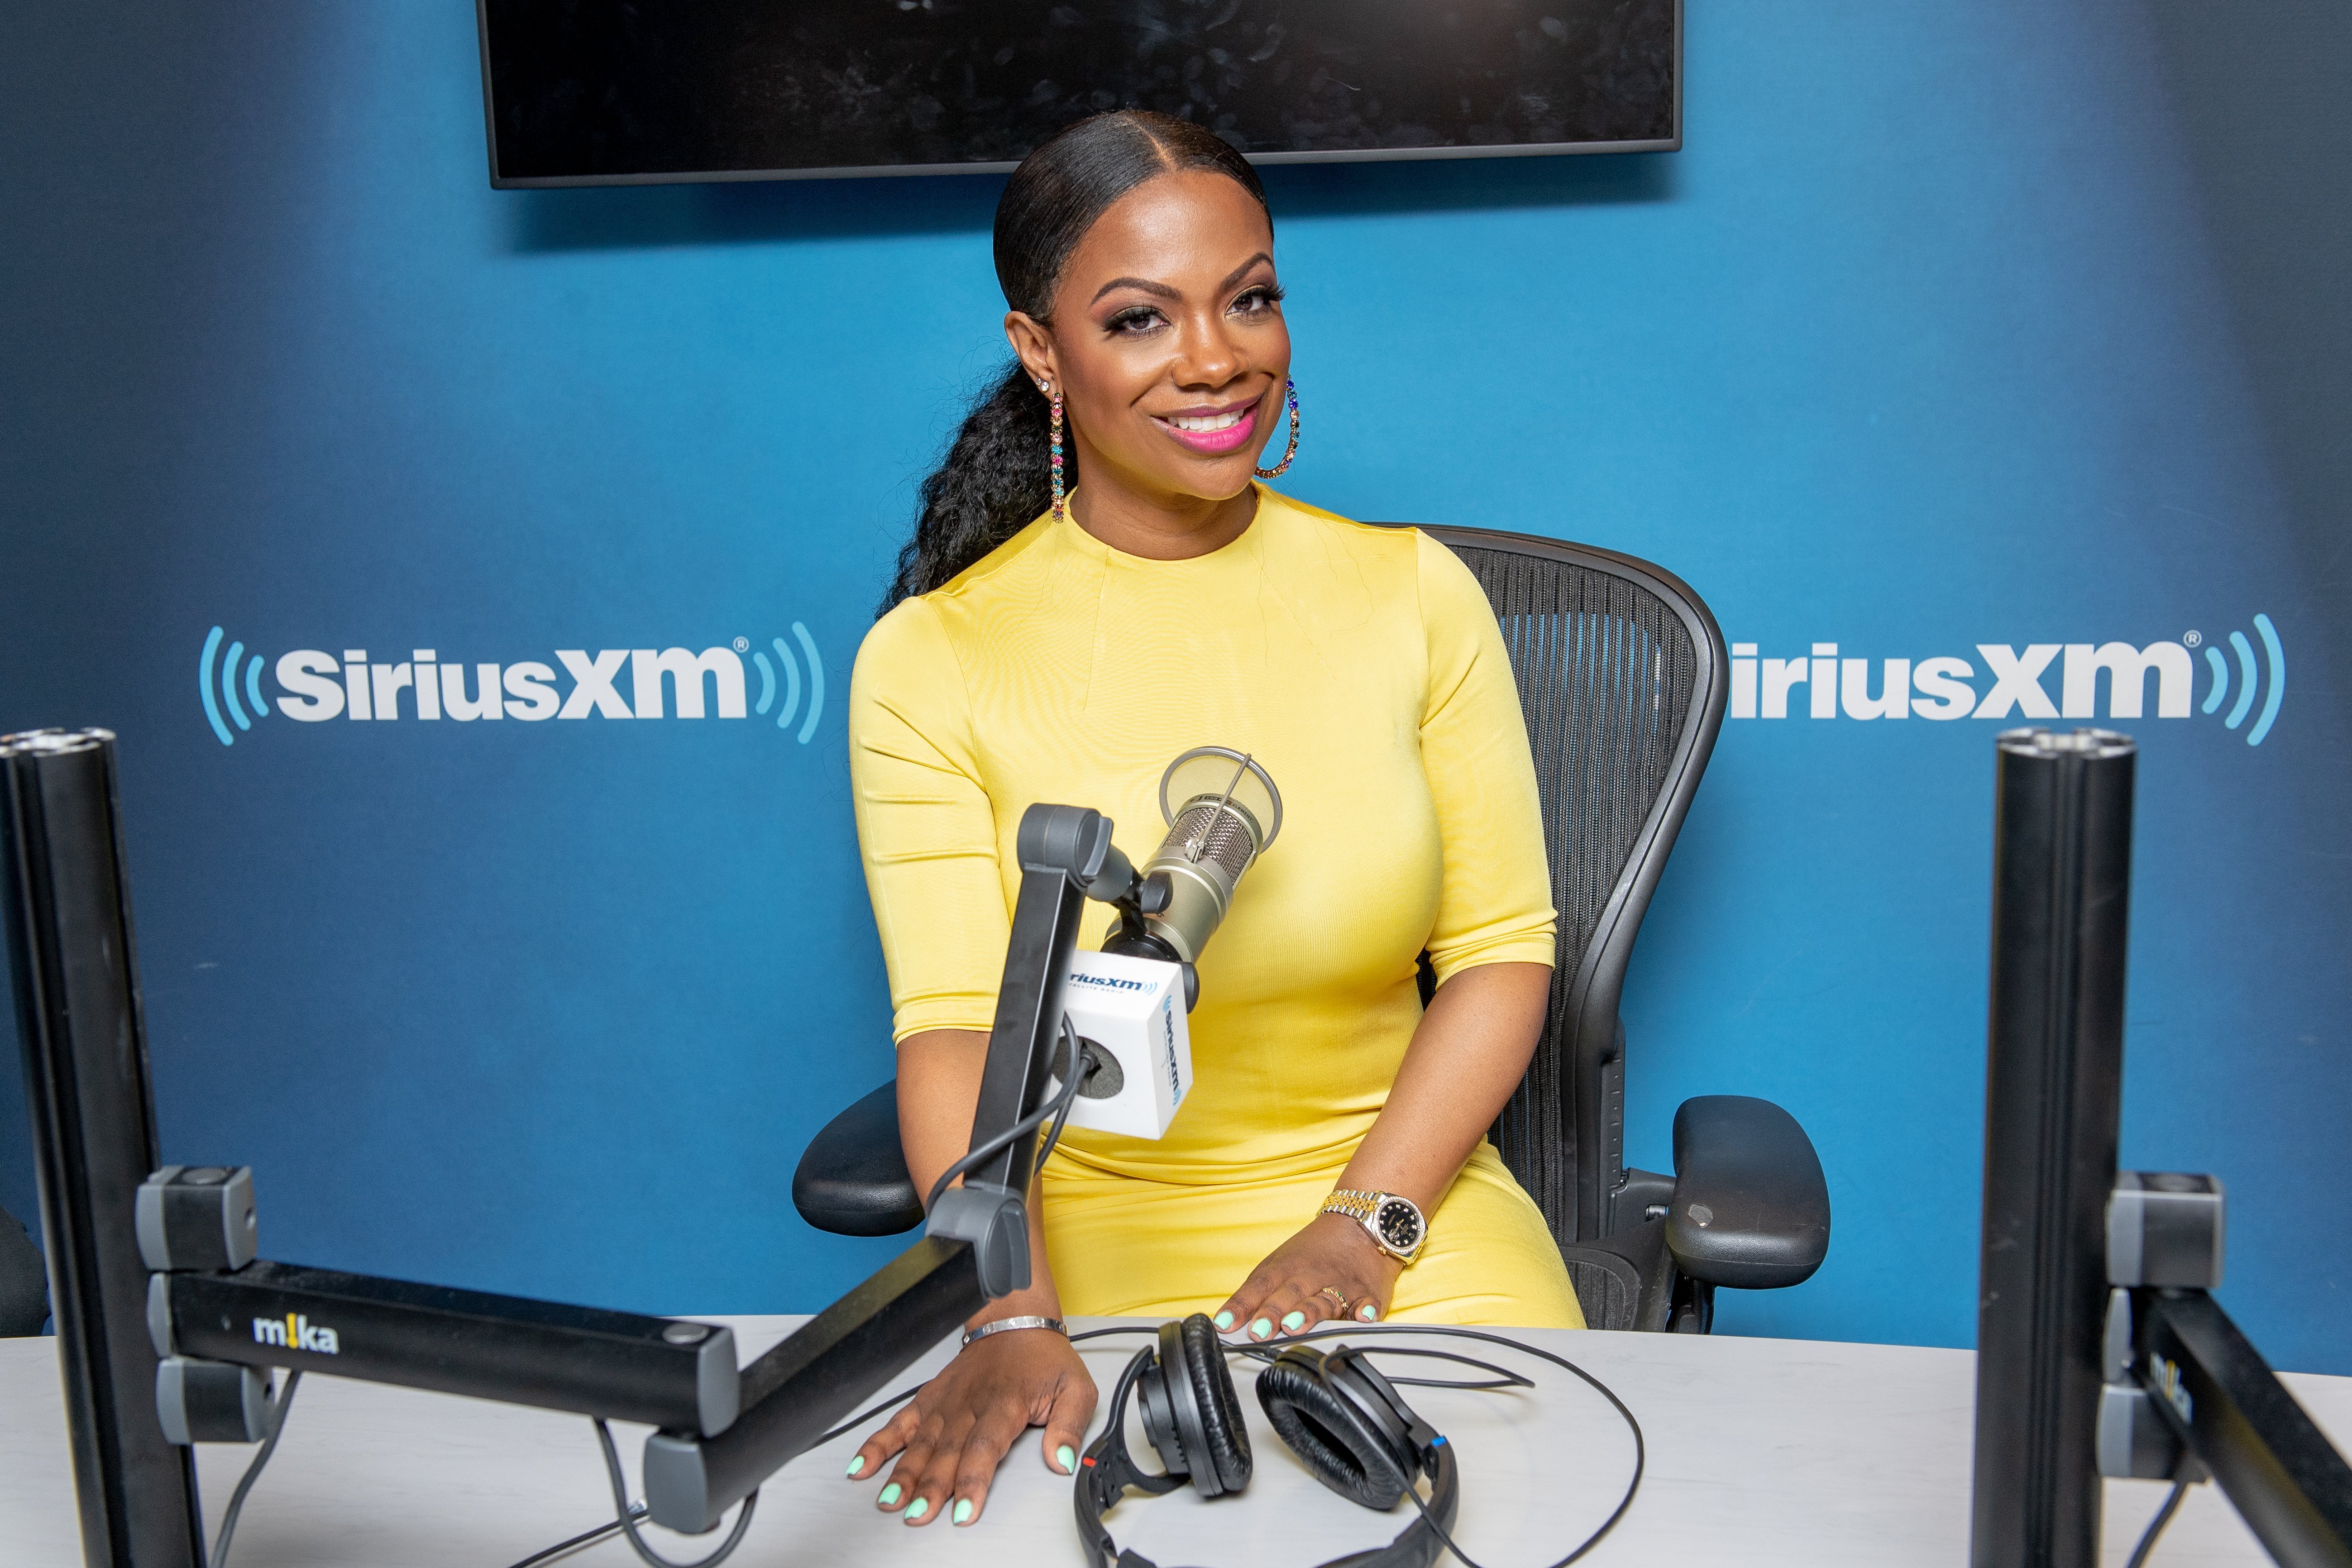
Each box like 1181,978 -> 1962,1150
1730,615 -> 2285,747
1071,971 -> 1147,992
253,1312 -> 339,1356
198,626 -> 826,748
1163,999 -> 1182,1107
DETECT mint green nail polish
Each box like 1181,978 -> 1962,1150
905,1497 -> 930,1522
1281,1310 -> 1306,1331
1251,1317 -> 1272,1338
879,1482 -> 902,1507
846,1454 -> 865,1477
953,1498 -> 974,1525
1213,1310 -> 1235,1331
1057,1444 -> 1076,1472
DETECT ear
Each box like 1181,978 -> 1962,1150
1004,311 -> 1059,394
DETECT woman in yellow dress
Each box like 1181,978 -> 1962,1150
844,110 -> 1582,1530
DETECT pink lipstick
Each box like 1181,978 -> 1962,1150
1151,399 -> 1260,455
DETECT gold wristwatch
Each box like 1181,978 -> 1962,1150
1322,1188 -> 1427,1264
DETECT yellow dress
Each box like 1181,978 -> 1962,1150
847,486 -> 1583,1329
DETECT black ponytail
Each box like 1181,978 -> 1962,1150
880,111 -> 1271,613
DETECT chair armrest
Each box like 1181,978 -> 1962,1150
791,1080 -> 924,1238
1664,1095 -> 1830,1290
0,1205 -> 46,1337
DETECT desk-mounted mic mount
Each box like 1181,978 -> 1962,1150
3,727 -> 1148,1557
1967,727 -> 2352,1568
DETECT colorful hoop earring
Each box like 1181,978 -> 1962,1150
1253,378 -> 1301,479
1046,383 -> 1067,522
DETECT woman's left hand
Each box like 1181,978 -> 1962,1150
1215,1213 -> 1401,1340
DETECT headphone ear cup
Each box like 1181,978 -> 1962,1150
1175,1312 -> 1253,1495
1254,1348 -> 1412,1511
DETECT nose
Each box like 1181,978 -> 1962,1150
1171,306 -> 1245,392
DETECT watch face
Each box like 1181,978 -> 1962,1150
1374,1198 -> 1424,1253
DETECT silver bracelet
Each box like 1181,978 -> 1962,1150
961,1315 -> 1067,1348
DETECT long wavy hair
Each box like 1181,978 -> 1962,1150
879,111 -> 1271,613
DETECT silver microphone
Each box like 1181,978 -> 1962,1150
1110,747 -> 1283,968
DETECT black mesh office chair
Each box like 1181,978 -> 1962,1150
793,526 -> 1829,1334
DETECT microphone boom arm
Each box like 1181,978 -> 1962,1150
1,730 -> 1138,1553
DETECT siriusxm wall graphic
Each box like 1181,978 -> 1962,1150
198,626 -> 827,745
1729,616 -> 2287,745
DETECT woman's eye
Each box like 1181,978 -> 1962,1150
1230,286 -> 1285,318
1107,307 -> 1166,336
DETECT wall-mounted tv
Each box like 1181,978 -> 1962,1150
475,1 -> 1679,187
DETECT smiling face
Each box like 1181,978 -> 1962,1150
1005,169 -> 1289,528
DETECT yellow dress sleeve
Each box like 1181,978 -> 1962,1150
1415,530 -> 1560,984
847,598 -> 1008,1042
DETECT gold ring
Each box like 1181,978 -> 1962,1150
1316,1286 -> 1351,1315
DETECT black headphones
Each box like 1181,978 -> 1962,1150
1074,1314 -> 1461,1568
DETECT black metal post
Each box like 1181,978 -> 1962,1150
1970,728 -> 2137,1568
1,730 -> 205,1568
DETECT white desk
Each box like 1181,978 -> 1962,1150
4,1319 -> 2346,1566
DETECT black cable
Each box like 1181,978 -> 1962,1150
1297,1344 -> 1535,1393
2125,1479 -> 2190,1568
1032,1019 -> 1084,1172
503,1502 -> 648,1568
592,1419 -> 758,1568
923,1015 -> 1087,1215
210,1369 -> 301,1568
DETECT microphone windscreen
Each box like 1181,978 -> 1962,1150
1137,749 -> 1282,965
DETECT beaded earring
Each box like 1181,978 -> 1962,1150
1042,379 -> 1067,522
1253,377 -> 1301,479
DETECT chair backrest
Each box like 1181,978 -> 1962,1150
1389,525 -> 1728,1246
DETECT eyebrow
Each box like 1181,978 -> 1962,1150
1090,251 -> 1276,306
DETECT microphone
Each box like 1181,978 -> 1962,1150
1105,747 -> 1283,970
1052,749 -> 1281,1141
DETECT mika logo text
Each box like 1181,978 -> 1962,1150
1730,616 -> 2285,747
197,627 -> 827,748
252,1312 -> 340,1355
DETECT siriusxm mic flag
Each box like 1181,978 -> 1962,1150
197,628 -> 827,746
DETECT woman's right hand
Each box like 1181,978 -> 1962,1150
845,1326 -> 1098,1528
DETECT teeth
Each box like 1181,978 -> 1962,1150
1168,410 -> 1245,433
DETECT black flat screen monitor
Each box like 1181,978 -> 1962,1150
476,0 -> 1680,186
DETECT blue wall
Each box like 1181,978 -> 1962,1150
3,3 -> 2346,1368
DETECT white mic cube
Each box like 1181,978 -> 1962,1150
1053,949 -> 1192,1140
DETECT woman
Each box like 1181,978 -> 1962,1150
845,110 -> 1580,1530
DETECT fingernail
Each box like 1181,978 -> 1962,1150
1056,1444 -> 1076,1473
953,1498 -> 975,1525
1281,1310 -> 1306,1331
1213,1310 -> 1235,1331
905,1497 -> 930,1522
879,1482 -> 902,1507
1251,1317 -> 1272,1339
1358,1303 -> 1380,1322
846,1454 -> 865,1477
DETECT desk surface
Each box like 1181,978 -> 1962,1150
4,1318 -> 2346,1567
